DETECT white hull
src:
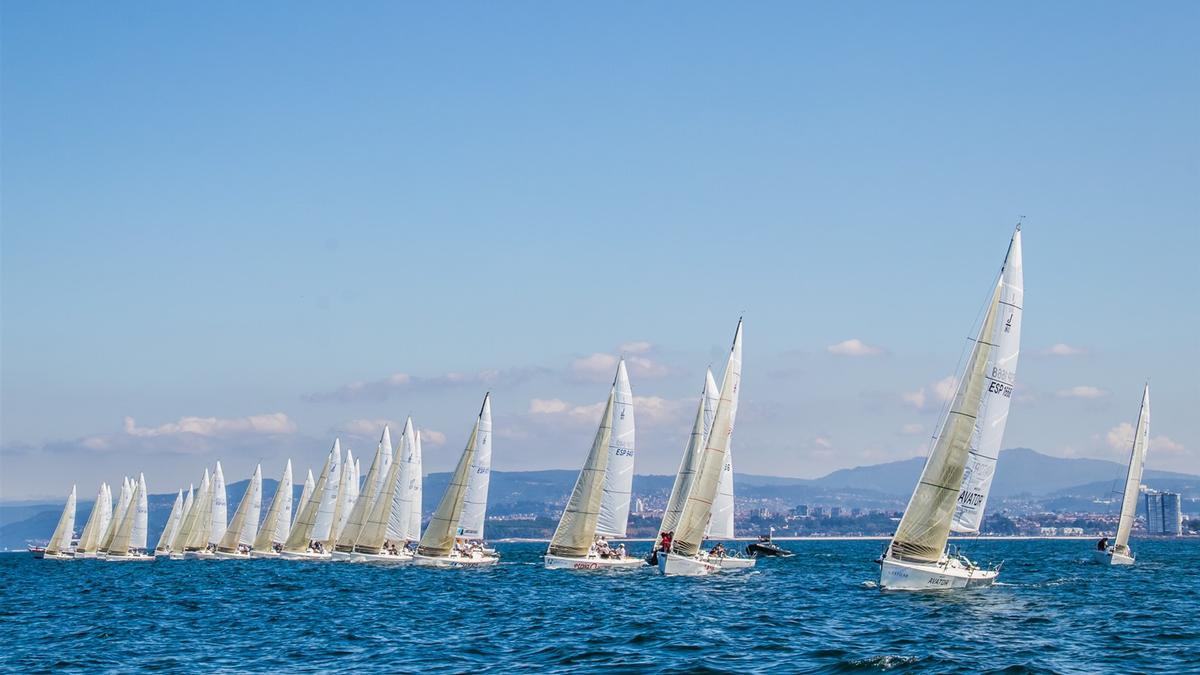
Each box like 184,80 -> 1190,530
657,552 -> 721,576
279,550 -> 332,561
105,553 -> 155,562
167,552 -> 187,560
249,549 -> 281,559
1093,548 -> 1135,566
544,553 -> 647,570
350,550 -> 414,564
330,550 -> 354,561
40,551 -> 75,561
412,552 -> 499,568
879,556 -> 999,591
74,551 -> 100,559
713,555 -> 756,570
213,550 -> 252,560
183,550 -> 216,560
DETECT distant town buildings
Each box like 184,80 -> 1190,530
1144,491 -> 1183,536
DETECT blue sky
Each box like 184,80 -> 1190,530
2,3 -> 1197,498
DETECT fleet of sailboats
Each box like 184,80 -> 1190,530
25,226 -> 1171,589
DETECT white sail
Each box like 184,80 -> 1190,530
131,474 -> 149,550
596,361 -> 635,537
219,464 -> 261,550
890,281 -> 1002,564
46,486 -> 77,555
284,447 -> 336,552
379,425 -> 394,497
77,483 -> 110,554
181,470 -> 212,551
389,418 -> 417,541
953,228 -> 1024,532
254,460 -> 293,550
410,429 -> 424,540
548,391 -> 616,557
673,320 -> 743,557
658,392 -> 709,544
417,419 -> 480,557
1115,385 -> 1151,551
337,438 -> 390,551
100,477 -> 132,553
155,490 -> 184,552
167,485 -> 194,552
311,440 -> 342,543
356,440 -> 408,553
330,448 -> 356,541
707,366 -> 738,539
294,470 -> 314,530
209,461 -> 228,545
459,394 -> 492,540
97,483 -> 113,546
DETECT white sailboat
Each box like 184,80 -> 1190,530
458,394 -> 493,545
160,485 -> 194,557
154,490 -> 185,556
182,468 -> 216,559
879,227 -> 1022,591
952,228 -> 1024,533
251,460 -> 294,558
349,431 -> 415,563
414,394 -> 500,567
658,319 -> 752,576
106,474 -> 152,562
33,486 -> 77,560
174,470 -> 210,559
281,441 -> 339,560
388,418 -> 423,549
74,482 -> 111,558
1094,385 -> 1151,566
215,464 -> 262,559
186,461 -> 227,559
334,428 -> 394,561
98,477 -> 132,556
545,364 -> 645,570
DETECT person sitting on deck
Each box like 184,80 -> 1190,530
660,531 -> 674,553
710,542 -> 726,557
615,543 -> 626,559
1097,536 -> 1109,551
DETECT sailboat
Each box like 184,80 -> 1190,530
74,483 -> 112,559
879,226 -> 1022,591
328,448 -> 355,545
545,362 -> 645,570
348,425 -> 415,563
106,473 -> 152,562
458,394 -> 493,550
215,464 -> 262,559
97,477 -> 132,557
185,461 -> 227,559
32,486 -> 77,560
1094,385 -> 1151,566
160,485 -> 194,557
173,470 -> 210,559
154,490 -> 186,556
388,418 -> 424,553
413,394 -> 500,567
333,428 -> 394,561
250,460 -> 294,558
658,319 -> 753,576
281,441 -> 340,560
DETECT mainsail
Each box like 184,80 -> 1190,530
459,393 -> 492,540
953,227 -> 1024,533
889,280 -> 1003,563
389,418 -> 419,541
658,391 -> 709,544
1114,385 -> 1151,551
219,464 -> 262,551
294,470 -> 314,530
284,444 -> 336,552
131,474 -> 149,551
99,477 -> 132,553
707,366 -> 738,539
337,432 -> 390,552
548,391 -> 616,557
672,319 -> 743,557
155,490 -> 185,553
180,470 -> 212,551
76,483 -> 111,554
596,361 -> 635,538
254,460 -> 293,550
311,440 -> 342,543
45,486 -> 77,556
355,441 -> 409,554
409,430 -> 424,540
109,474 -> 148,555
328,448 -> 354,542
209,461 -> 228,546
416,418 -> 480,557
167,485 -> 195,553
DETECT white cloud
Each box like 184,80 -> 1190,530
529,398 -> 570,414
528,395 -> 689,426
122,413 -> 295,438
570,351 -> 668,381
1044,343 -> 1084,356
309,367 -> 544,403
901,389 -> 926,409
1104,422 -> 1136,452
1152,435 -> 1185,454
336,418 -> 397,438
901,376 -> 955,410
813,437 -> 833,448
418,429 -> 447,446
826,339 -> 883,357
933,376 -> 956,402
619,341 -> 654,354
901,423 -> 924,435
1057,385 -> 1107,400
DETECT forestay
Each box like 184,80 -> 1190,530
953,228 -> 1024,533
548,391 -> 616,557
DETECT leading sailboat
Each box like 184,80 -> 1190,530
414,394 -> 500,567
32,486 -> 77,560
545,361 -> 644,569
1094,385 -> 1151,566
879,226 -> 1022,591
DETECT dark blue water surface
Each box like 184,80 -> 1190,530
2,539 -> 1198,673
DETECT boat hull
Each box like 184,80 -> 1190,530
1093,548 -> 1135,566
279,550 -> 332,561
350,550 -> 414,564
74,551 -> 100,559
879,556 -> 998,591
37,550 -> 75,561
105,554 -> 155,562
714,555 -> 756,570
657,552 -> 720,576
213,550 -> 252,560
543,553 -> 647,570
330,550 -> 354,562
412,552 -> 499,568
28,547 -> 46,559
183,550 -> 216,560
249,549 -> 281,559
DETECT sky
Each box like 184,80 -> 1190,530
2,3 -> 1197,499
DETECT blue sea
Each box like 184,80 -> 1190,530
2,539 -> 1197,673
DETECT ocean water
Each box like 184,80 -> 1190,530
2,539 -> 1197,673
